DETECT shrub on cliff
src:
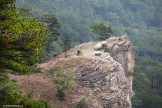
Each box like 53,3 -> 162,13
76,98 -> 87,108
47,65 -> 75,100
104,47 -> 111,52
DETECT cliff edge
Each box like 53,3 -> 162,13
54,35 -> 135,108
10,35 -> 135,108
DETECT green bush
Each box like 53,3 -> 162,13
76,98 -> 87,108
47,65 -> 75,100
56,89 -> 65,100
104,47 -> 111,52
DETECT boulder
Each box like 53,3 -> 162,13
94,51 -> 102,56
94,43 -> 103,50
100,41 -> 107,47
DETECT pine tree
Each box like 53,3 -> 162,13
0,0 -> 48,73
62,33 -> 71,51
42,14 -> 60,53
91,23 -> 112,40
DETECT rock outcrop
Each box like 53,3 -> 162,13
11,35 -> 135,108
55,35 -> 135,108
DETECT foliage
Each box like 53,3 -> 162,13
76,98 -> 87,108
104,47 -> 111,53
0,91 -> 51,108
0,1 -> 50,107
41,14 -> 60,54
91,23 -> 112,40
16,9 -> 61,61
61,33 -> 71,51
47,65 -> 75,100
132,96 -> 142,108
133,55 -> 162,108
0,0 -> 48,73
56,89 -> 65,100
31,65 -> 41,73
0,74 -> 18,93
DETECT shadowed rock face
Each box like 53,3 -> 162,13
56,35 -> 135,108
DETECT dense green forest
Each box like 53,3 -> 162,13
1,0 -> 162,107
17,0 -> 162,108
17,0 -> 162,56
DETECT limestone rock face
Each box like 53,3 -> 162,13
56,35 -> 135,108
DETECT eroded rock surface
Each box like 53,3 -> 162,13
56,35 -> 135,108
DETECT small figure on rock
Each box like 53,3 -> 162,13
77,49 -> 81,56
53,53 -> 58,59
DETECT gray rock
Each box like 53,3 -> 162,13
100,41 -> 107,47
117,41 -> 126,46
56,35 -> 135,108
94,43 -> 103,50
94,51 -> 102,56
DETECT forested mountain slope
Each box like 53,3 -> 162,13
17,0 -> 162,108
18,0 -> 162,53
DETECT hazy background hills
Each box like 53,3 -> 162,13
17,0 -> 162,108
18,0 -> 162,54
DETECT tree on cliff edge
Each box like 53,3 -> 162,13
91,23 -> 112,40
0,0 -> 48,73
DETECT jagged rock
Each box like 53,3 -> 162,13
100,41 -> 107,47
54,35 -> 135,108
117,40 -> 126,46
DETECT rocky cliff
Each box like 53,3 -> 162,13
10,35 -> 135,108
55,35 -> 135,108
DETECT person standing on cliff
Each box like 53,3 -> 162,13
53,53 -> 58,60
77,48 -> 81,56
